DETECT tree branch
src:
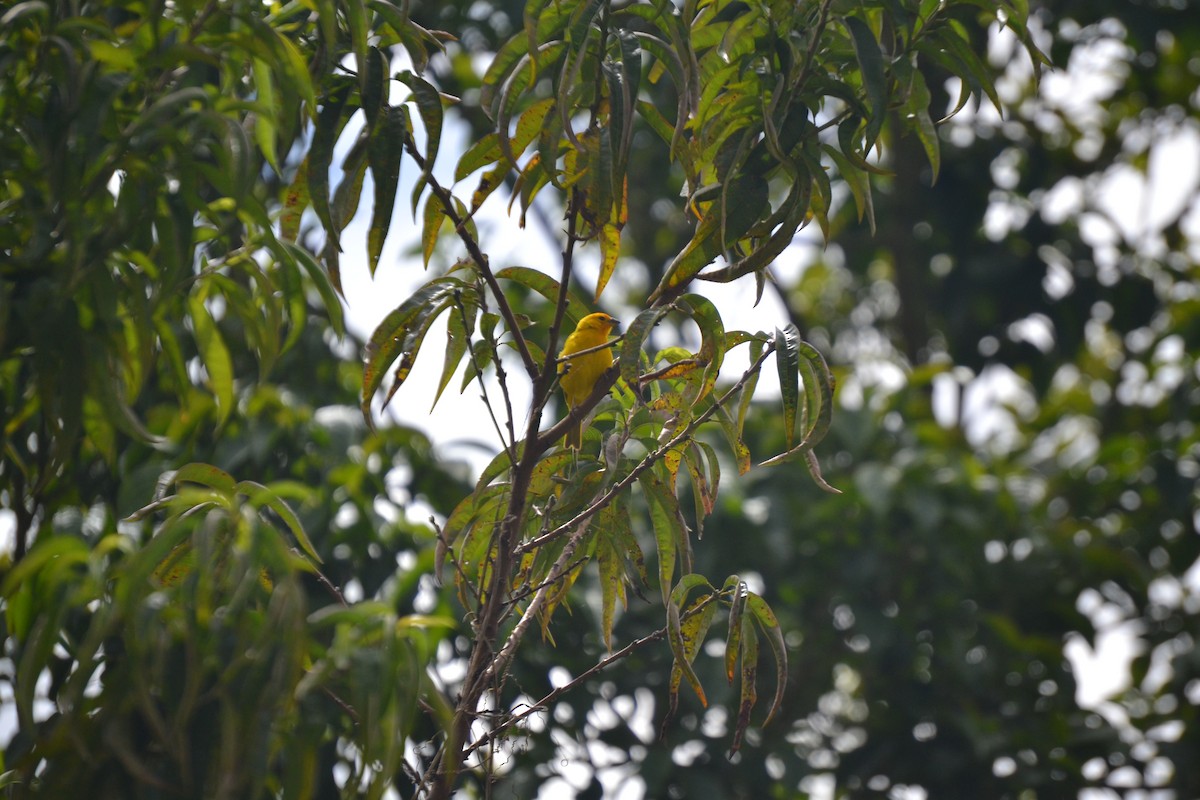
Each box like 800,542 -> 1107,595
519,341 -> 776,556
402,139 -> 539,379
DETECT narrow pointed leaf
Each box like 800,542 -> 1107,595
237,480 -> 323,564
730,613 -> 758,753
362,278 -> 467,422
368,105 -> 408,275
619,306 -> 670,387
494,266 -> 585,322
188,291 -> 234,426
421,192 -> 447,267
434,294 -> 476,408
844,15 -> 888,149
679,294 -> 725,406
746,592 -> 787,726
309,83 -> 351,252
667,574 -> 715,708
775,326 -> 800,447
173,462 -> 237,497
280,156 -> 310,242
639,471 -> 685,604
723,576 -> 747,683
283,242 -> 345,336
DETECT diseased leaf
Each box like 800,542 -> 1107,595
595,221 -> 621,301
665,574 -> 716,722
730,611 -> 758,754
280,156 -> 310,242
745,592 -> 786,726
723,576 -> 747,683
639,471 -> 685,604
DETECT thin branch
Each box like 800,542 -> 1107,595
484,517 -> 595,687
455,292 -> 518,466
555,333 -> 625,365
402,140 -> 539,379
518,342 -> 776,556
464,593 -> 723,758
797,0 -> 835,92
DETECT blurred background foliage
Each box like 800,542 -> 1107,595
2,0 -> 1199,798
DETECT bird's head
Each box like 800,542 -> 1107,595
576,312 -> 620,335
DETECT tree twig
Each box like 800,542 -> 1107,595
519,342 -> 776,557
402,139 -> 539,379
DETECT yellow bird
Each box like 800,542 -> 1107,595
558,312 -> 620,449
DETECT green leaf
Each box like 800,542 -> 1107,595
723,576 -> 747,683
822,143 -> 875,234
678,294 -> 725,406
345,0 -> 370,88
399,72 -> 443,208
361,278 -> 468,423
898,61 -> 940,182
596,499 -> 636,651
331,132 -> 369,232
494,266 -> 585,322
362,46 -> 388,131
421,192 -> 447,267
618,306 -> 670,387
173,462 -> 237,497
775,325 -> 800,447
456,133 -> 502,181
237,480 -> 323,564
188,290 -> 235,426
309,82 -> 352,253
653,170 -> 768,301
639,471 -> 685,604
368,105 -> 408,276
736,334 -> 765,433
252,59 -> 280,172
434,294 -> 476,409
283,242 -> 345,337
843,15 -> 888,149
714,403 -> 751,475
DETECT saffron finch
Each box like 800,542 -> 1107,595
558,312 -> 620,449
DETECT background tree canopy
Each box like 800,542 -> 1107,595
2,0 -> 1198,798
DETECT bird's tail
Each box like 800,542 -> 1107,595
564,419 -> 582,449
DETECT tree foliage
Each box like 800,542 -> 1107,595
6,0 -> 1197,798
